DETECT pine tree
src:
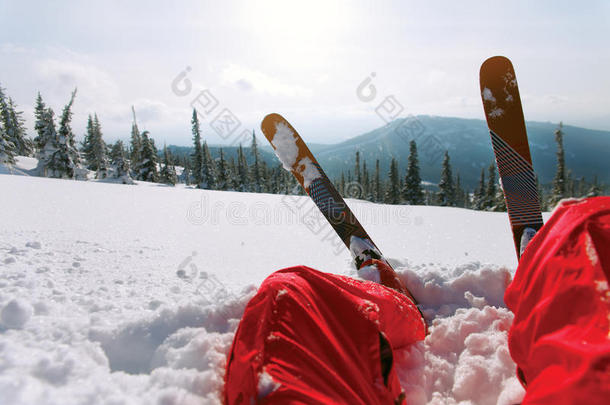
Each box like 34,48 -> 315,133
402,140 -> 424,205
81,115 -> 95,168
33,92 -> 47,151
250,131 -> 262,192
374,159 -> 382,203
216,148 -> 228,190
47,89 -> 80,178
36,107 -> 59,177
0,85 -> 32,157
551,122 -> 566,205
182,156 -> 191,185
92,114 -> 108,178
130,106 -> 142,177
201,141 -> 217,189
454,172 -> 465,208
484,163 -> 497,210
138,131 -> 159,182
6,98 -> 32,156
473,168 -> 486,210
191,109 -> 204,186
160,144 -> 177,185
0,120 -> 16,164
354,151 -> 361,185
109,140 -> 131,182
362,160 -> 370,200
236,144 -> 249,191
384,158 -> 400,204
437,151 -> 455,206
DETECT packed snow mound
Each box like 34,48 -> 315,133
0,173 -> 540,404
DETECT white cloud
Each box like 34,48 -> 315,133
219,64 -> 313,98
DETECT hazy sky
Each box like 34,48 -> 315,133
1,0 -> 609,146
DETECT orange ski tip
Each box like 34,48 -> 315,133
260,113 -> 287,142
479,55 -> 512,78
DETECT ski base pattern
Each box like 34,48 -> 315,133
480,56 -> 544,258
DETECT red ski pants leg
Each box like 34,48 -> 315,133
223,266 -> 425,405
505,197 -> 610,404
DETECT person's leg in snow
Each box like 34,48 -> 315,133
506,196 -> 610,404
223,264 -> 425,404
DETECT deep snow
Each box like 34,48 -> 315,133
0,165 -> 550,404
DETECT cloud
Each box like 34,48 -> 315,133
219,64 -> 313,98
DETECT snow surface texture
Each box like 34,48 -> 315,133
0,164 -> 551,404
270,121 -> 321,188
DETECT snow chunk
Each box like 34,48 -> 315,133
270,122 -> 321,188
481,87 -> 496,102
296,156 -> 321,188
488,107 -> 504,118
257,368 -> 281,399
271,122 -> 299,171
1,299 -> 33,329
25,241 -> 42,249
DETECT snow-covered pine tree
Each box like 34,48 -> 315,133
92,114 -> 108,178
33,92 -> 47,151
384,157 -> 401,204
109,140 -> 132,183
201,141 -> 217,189
160,144 -> 177,186
81,115 -> 95,168
236,145 -> 249,192
6,98 -> 33,156
362,160 -> 370,200
138,131 -> 159,182
484,163 -> 496,210
473,168 -> 486,210
437,151 -> 455,207
182,156 -> 191,185
227,157 -> 238,191
550,122 -> 566,206
354,151 -> 361,185
374,159 -> 382,203
36,107 -> 59,177
216,148 -> 228,190
46,89 -> 80,178
402,140 -> 424,205
250,131 -> 263,192
130,106 -> 142,178
0,85 -> 32,157
454,172 -> 465,208
0,119 -> 16,164
191,109 -> 204,186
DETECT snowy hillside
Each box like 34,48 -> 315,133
0,171 -> 549,404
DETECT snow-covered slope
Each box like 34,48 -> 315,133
0,173 -> 549,404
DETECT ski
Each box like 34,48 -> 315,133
479,56 -> 544,259
260,113 -> 419,305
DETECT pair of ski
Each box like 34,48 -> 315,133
261,56 -> 543,325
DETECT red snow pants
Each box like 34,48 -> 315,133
505,196 -> 610,404
223,265 -> 426,404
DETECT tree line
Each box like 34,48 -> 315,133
0,83 -> 605,209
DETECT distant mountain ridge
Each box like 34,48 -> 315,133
169,116 -> 610,189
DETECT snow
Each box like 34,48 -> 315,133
481,88 -> 496,102
0,167 -> 551,404
269,121 -> 321,188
